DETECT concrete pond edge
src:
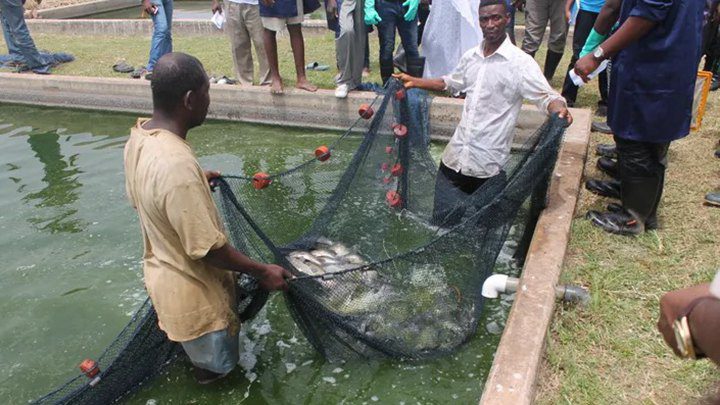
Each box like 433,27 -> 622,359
0,72 -> 591,404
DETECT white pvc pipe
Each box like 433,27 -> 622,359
482,274 -> 511,298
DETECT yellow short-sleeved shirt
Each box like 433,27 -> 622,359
124,118 -> 238,342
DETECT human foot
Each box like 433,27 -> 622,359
295,77 -> 317,92
270,77 -> 284,94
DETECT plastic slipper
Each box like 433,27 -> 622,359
113,61 -> 134,73
314,64 -> 330,71
130,67 -> 146,79
305,62 -> 319,71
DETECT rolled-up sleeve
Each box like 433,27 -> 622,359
520,58 -> 565,114
164,177 -> 227,260
630,0 -> 673,22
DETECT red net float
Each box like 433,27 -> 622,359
386,190 -> 402,208
395,89 -> 406,101
381,162 -> 389,172
385,146 -> 394,154
383,177 -> 392,184
358,104 -> 374,119
393,124 -> 408,138
252,172 -> 271,190
79,359 -> 100,378
315,145 -> 331,162
391,163 -> 404,177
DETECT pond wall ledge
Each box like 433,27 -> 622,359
480,108 -> 590,405
0,73 -> 549,140
36,0 -> 137,19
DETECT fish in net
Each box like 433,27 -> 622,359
35,79 -> 567,403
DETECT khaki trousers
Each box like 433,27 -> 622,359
225,2 -> 270,85
336,0 -> 366,88
521,0 -> 568,54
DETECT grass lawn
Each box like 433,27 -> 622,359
2,29 -> 720,404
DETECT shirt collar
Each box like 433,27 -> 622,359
475,35 -> 514,60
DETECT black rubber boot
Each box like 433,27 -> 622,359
543,51 -> 564,81
595,143 -> 617,159
406,56 -> 426,78
597,157 -> 618,179
586,209 -> 643,236
585,178 -> 620,199
591,121 -> 613,134
606,202 -> 657,230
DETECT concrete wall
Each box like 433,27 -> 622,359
37,0 -> 137,19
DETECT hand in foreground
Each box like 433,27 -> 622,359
326,0 -> 338,18
365,8 -> 382,25
258,264 -> 292,292
548,100 -> 573,126
573,54 -> 601,83
211,0 -> 222,14
657,283 -> 710,358
142,0 -> 156,15
402,0 -> 420,21
392,72 -> 416,89
204,170 -> 221,191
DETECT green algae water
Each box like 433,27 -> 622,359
0,104 -> 520,404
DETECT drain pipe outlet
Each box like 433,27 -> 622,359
482,275 -> 590,305
481,274 -> 519,298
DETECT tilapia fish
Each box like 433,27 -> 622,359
286,239 -> 369,278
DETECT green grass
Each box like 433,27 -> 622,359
4,29 -> 720,403
1,33 -> 383,90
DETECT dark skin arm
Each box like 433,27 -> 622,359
326,0 -> 338,18
203,243 -> 291,291
574,16 -> 657,81
594,0 -> 622,35
392,74 -> 573,125
658,283 -> 720,365
211,0 -> 221,14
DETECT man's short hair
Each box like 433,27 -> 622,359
151,53 -> 207,112
479,0 -> 508,11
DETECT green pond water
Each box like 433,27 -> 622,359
0,104 -> 520,404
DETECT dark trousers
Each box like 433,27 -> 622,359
702,19 -> 720,75
615,136 -> 670,226
561,9 -> 608,106
376,0 -> 419,83
432,162 -> 491,226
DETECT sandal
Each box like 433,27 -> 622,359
113,60 -> 134,73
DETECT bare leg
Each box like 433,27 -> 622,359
263,28 -> 283,94
287,24 -> 317,92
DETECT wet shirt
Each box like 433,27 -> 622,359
441,37 -> 564,178
608,0 -> 704,143
124,118 -> 237,342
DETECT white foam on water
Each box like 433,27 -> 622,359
332,367 -> 343,374
322,376 -> 336,384
285,363 -> 296,374
145,400 -> 157,405
301,360 -> 314,367
371,396 -> 379,402
276,340 -> 291,348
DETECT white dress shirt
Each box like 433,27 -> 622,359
441,36 -> 565,179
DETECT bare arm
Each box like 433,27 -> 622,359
393,73 -> 447,92
594,0 -> 622,35
203,243 -> 291,291
565,0 -> 574,22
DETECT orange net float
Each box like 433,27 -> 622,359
390,163 -> 404,177
252,172 -> 272,190
386,190 -> 402,208
315,145 -> 331,162
358,104 -> 374,119
395,88 -> 406,101
393,124 -> 408,139
79,358 -> 101,386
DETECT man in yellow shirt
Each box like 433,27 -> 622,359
124,52 -> 290,384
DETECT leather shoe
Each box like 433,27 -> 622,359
606,202 -> 658,230
591,121 -> 613,134
595,143 -> 617,159
597,157 -> 618,179
586,210 -> 643,236
706,192 -> 720,207
585,179 -> 620,199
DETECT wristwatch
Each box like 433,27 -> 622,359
592,46 -> 606,61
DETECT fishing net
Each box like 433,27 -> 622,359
34,79 -> 567,403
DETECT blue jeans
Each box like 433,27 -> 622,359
147,0 -> 173,72
0,0 -> 47,69
375,0 -> 418,83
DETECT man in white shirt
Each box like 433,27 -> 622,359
394,0 -> 572,225
212,0 -> 270,86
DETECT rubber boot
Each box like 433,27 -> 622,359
543,51 -> 564,81
644,171 -> 664,230
597,157 -> 618,179
406,56 -> 426,79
